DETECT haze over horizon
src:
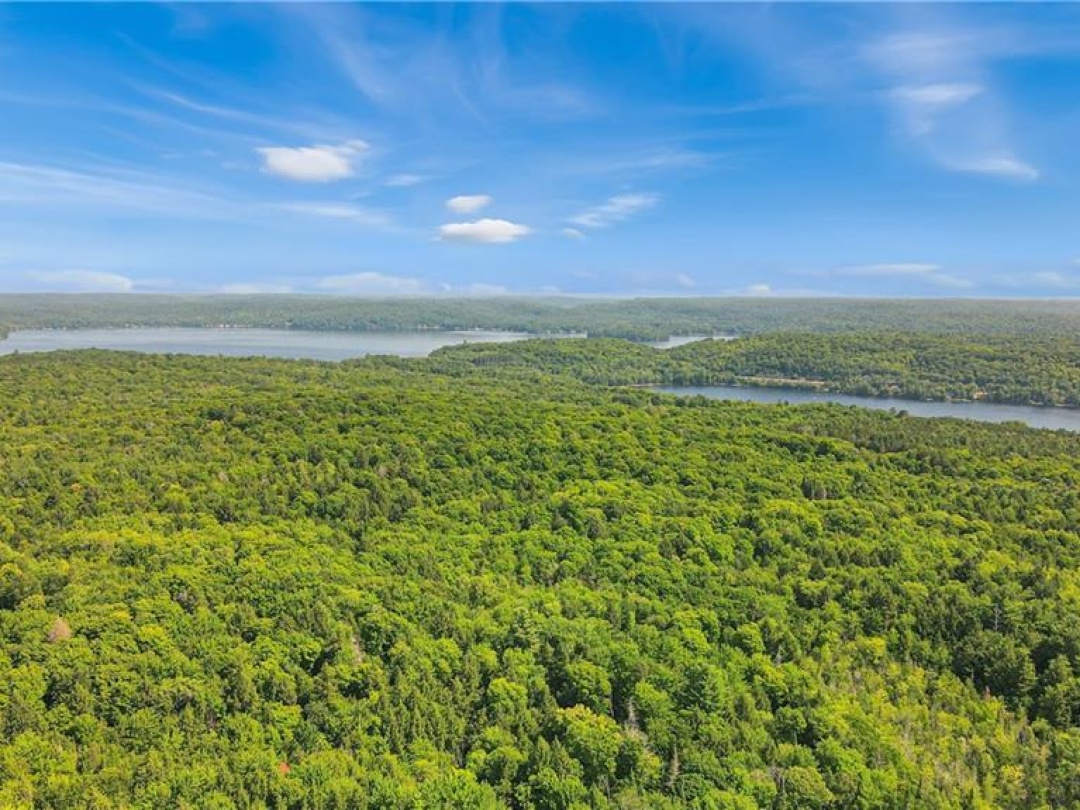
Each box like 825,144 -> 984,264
1,3 -> 1079,297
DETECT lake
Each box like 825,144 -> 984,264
651,384 -> 1080,432
647,335 -> 737,349
0,327 -> 532,361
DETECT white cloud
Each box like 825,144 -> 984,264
24,269 -> 135,292
316,271 -> 426,294
219,283 -> 292,294
571,193 -> 658,229
384,173 -> 425,187
438,218 -> 531,244
891,82 -> 983,107
446,194 -> 492,214
675,273 -> 696,289
865,26 -> 1038,182
257,140 -> 369,182
890,83 -> 985,137
946,155 -> 1039,181
562,228 -> 585,240
745,283 -> 772,295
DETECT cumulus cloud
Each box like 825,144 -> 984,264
316,272 -> 426,294
571,193 -> 658,228
439,218 -> 531,244
446,194 -> 492,214
257,140 -> 369,182
24,269 -> 135,292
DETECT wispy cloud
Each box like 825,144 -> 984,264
841,262 -> 941,277
258,140 -> 369,182
384,173 -> 425,188
0,160 -> 245,219
891,82 -> 983,109
993,268 -> 1080,291
0,160 -> 399,236
675,6 -> 1042,183
274,201 -> 393,230
571,193 -> 658,229
446,194 -> 492,214
24,269 -> 135,292
219,282 -> 293,294
943,155 -> 1038,181
1030,271 -> 1080,289
574,146 -> 711,176
838,263 -> 974,288
283,3 -> 597,124
562,228 -> 585,240
439,218 -> 531,244
147,88 -> 349,143
864,23 -> 1040,182
316,271 -> 426,294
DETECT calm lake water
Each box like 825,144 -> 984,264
651,385 -> 1080,432
0,328 -> 531,361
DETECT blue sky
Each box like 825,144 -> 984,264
1,3 -> 1079,297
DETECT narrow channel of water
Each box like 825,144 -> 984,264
0,327 -> 532,361
651,385 -> 1080,432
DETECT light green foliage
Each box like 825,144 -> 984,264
1,347 -> 1080,807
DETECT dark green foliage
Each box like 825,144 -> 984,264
6,294 -> 1080,340
3,348 -> 1080,807
433,332 -> 1080,406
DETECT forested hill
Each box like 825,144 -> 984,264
6,295 -> 1080,340
5,349 -> 1080,807
430,333 -> 1080,406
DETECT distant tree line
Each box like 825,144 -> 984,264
7,294 -> 1080,340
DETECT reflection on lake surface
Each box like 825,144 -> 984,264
651,385 -> 1080,432
0,328 -> 531,361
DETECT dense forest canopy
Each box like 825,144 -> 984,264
5,347 -> 1080,807
431,333 -> 1080,407
6,295 -> 1080,340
